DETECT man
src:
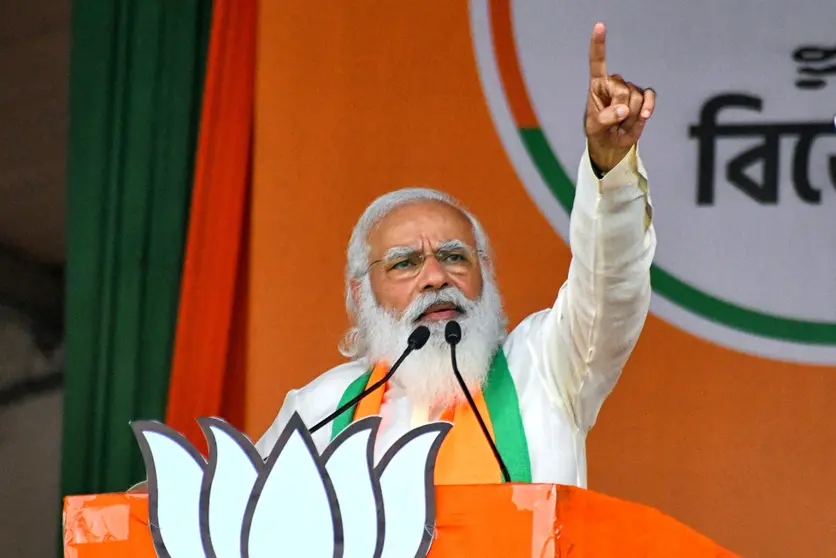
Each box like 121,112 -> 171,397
254,22 -> 656,488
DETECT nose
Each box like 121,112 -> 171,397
419,254 -> 450,291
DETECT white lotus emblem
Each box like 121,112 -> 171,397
132,413 -> 451,558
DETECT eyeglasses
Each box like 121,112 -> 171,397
367,245 -> 482,280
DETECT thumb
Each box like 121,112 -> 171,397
593,104 -> 629,130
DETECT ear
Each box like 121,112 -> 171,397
349,278 -> 362,315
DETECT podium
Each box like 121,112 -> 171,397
63,484 -> 737,557
65,415 -> 738,556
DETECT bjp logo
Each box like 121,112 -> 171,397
132,414 -> 451,558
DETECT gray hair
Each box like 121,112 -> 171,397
340,188 -> 494,357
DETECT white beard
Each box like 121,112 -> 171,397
355,273 -> 507,407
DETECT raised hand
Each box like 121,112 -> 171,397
585,22 -> 655,173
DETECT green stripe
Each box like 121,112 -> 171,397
519,127 -> 836,344
483,349 -> 532,483
331,371 -> 372,440
331,350 -> 532,483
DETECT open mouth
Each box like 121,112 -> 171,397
416,302 -> 462,322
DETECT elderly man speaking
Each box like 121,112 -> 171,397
255,23 -> 656,488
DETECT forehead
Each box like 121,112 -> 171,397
368,200 -> 476,253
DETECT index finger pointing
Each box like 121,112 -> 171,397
589,22 -> 607,79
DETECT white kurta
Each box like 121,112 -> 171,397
255,146 -> 655,488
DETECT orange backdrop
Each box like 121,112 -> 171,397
249,3 -> 836,557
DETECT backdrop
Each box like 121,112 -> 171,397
249,2 -> 836,556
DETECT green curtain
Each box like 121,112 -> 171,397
62,0 -> 212,499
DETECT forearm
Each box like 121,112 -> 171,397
563,144 -> 655,427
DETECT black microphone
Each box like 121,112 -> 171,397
444,320 -> 511,483
310,325 -> 431,434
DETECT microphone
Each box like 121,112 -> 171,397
444,320 -> 511,483
310,325 -> 431,434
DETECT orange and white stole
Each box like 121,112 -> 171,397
330,350 -> 532,485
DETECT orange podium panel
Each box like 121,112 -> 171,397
63,484 -> 736,557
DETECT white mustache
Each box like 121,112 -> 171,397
402,288 -> 473,323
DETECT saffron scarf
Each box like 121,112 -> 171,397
331,349 -> 532,484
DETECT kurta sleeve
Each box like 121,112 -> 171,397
254,389 -> 300,458
531,143 -> 656,432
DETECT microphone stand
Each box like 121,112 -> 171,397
446,321 -> 511,483
310,326 -> 430,434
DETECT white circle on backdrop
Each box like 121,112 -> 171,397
470,0 -> 836,364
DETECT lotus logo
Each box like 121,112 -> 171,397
132,413 -> 451,558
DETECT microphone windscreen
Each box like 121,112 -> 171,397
408,325 -> 431,349
444,320 -> 462,345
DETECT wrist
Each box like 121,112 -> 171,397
589,158 -> 606,179
588,145 -> 630,174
